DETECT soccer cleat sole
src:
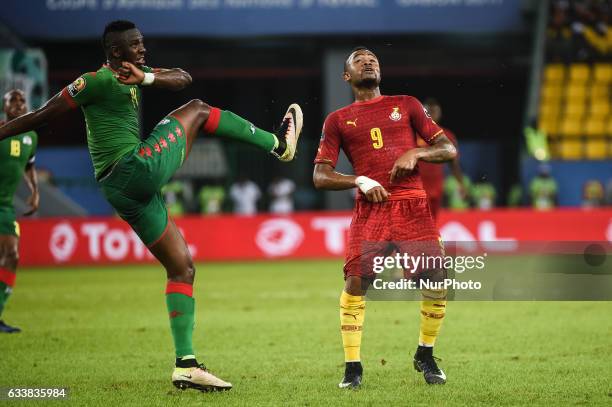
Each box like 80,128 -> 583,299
413,360 -> 446,385
279,103 -> 303,162
173,380 -> 232,392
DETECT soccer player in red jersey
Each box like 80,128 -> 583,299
313,47 -> 457,388
418,98 -> 466,223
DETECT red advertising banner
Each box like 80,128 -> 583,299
17,209 -> 611,266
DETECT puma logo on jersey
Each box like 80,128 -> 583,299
346,119 -> 358,127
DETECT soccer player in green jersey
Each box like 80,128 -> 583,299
0,90 -> 39,334
0,20 -> 303,392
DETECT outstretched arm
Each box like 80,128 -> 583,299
0,92 -> 72,142
117,62 -> 192,91
313,163 -> 389,203
389,134 -> 457,183
449,155 -> 467,198
22,163 -> 39,216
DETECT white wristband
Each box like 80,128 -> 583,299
141,72 -> 155,86
355,176 -> 381,194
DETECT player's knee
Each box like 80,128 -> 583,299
176,258 -> 195,284
2,248 -> 19,269
187,99 -> 211,120
421,288 -> 448,300
422,268 -> 447,283
185,262 -> 196,283
344,276 -> 370,296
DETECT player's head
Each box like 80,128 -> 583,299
3,89 -> 27,121
343,47 -> 381,89
102,20 -> 146,67
423,97 -> 442,123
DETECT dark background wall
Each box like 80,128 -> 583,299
27,32 -> 531,208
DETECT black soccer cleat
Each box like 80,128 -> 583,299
271,103 -> 303,162
0,320 -> 21,333
338,361 -> 363,389
413,346 -> 446,384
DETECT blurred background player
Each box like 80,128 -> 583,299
471,176 -> 497,210
0,90 -> 39,333
0,20 -> 303,391
529,164 -> 558,210
419,98 -> 466,222
198,183 -> 225,215
268,176 -> 296,214
313,47 -> 456,388
230,176 -> 261,216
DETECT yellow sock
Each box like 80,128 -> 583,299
419,290 -> 447,347
340,291 -> 365,362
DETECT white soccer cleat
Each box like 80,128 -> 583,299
274,103 -> 303,162
172,364 -> 232,392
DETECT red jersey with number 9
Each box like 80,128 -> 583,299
314,95 -> 443,198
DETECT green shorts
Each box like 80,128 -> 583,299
99,116 -> 187,246
0,206 -> 19,237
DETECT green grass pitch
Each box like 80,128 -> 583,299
2,260 -> 611,406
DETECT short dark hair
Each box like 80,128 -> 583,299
102,20 -> 136,56
344,46 -> 371,72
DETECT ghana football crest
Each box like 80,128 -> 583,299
389,107 -> 402,121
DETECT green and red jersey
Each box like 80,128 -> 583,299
0,125 -> 37,208
61,64 -> 154,178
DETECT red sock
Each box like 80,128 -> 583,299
165,281 -> 193,297
0,268 -> 16,287
202,107 -> 221,134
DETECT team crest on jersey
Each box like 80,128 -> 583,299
389,107 -> 402,121
67,77 -> 86,97
22,135 -> 33,145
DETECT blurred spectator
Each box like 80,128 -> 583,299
547,0 -> 573,61
507,184 -> 524,207
444,175 -> 471,211
606,179 -> 612,205
529,164 -> 558,210
471,177 -> 496,210
420,98 -> 467,221
162,180 -> 189,217
582,179 -> 605,207
524,119 -> 550,161
230,176 -> 260,216
268,177 -> 295,214
198,184 -> 225,215
548,0 -> 611,62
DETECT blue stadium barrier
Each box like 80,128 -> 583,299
36,147 -> 114,215
521,158 -> 612,207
